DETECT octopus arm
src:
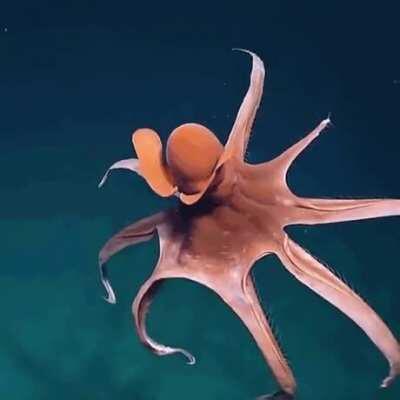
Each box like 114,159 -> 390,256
250,117 -> 331,194
289,197 -> 400,225
98,158 -> 140,188
98,211 -> 166,303
132,275 -> 196,365
167,259 -> 297,396
224,49 -> 265,161
134,238 -> 296,396
267,117 -> 331,180
276,234 -> 400,388
223,272 -> 296,396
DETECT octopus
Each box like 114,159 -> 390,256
98,49 -> 400,399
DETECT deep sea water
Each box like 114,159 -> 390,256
1,2 -> 400,399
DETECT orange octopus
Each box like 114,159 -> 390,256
98,49 -> 399,399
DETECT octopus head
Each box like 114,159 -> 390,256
132,123 -> 226,205
166,123 -> 224,195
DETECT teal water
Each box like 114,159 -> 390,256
1,2 -> 400,399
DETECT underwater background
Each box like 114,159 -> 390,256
1,1 -> 400,399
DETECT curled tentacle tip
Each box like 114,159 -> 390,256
186,356 -> 196,366
185,354 -> 196,366
179,349 -> 196,365
231,48 -> 265,74
232,47 -> 250,53
380,379 -> 390,389
380,368 -> 399,388
232,48 -> 258,58
102,293 -> 117,304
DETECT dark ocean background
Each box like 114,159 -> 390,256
1,1 -> 400,399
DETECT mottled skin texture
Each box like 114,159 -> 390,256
98,50 -> 400,398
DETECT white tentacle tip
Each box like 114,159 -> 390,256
380,363 -> 399,388
101,282 -> 117,304
232,48 -> 264,71
103,294 -> 117,304
321,115 -> 332,128
186,355 -> 196,366
380,377 -> 391,388
232,47 -> 249,53
179,349 -> 196,365
97,159 -> 140,189
98,171 -> 109,188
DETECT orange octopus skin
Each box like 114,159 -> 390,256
98,49 -> 400,399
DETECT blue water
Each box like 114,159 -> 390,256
1,2 -> 399,399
